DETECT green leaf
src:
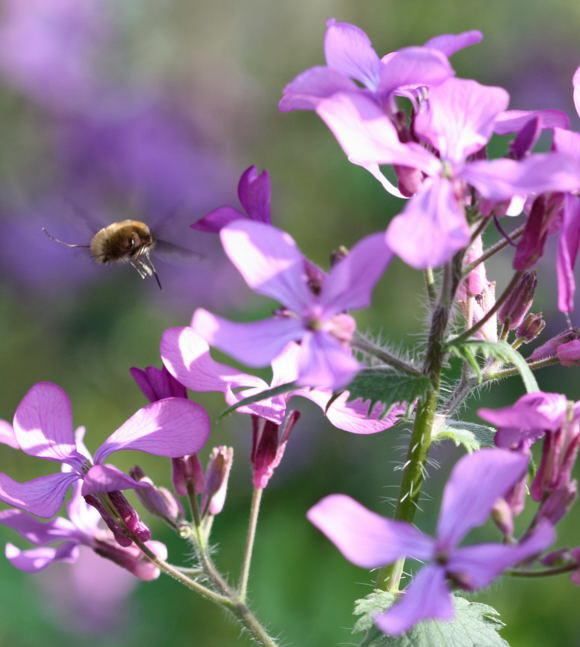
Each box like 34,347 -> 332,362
447,340 -> 539,393
218,381 -> 297,419
432,420 -> 496,453
346,368 -> 431,416
354,592 -> 510,647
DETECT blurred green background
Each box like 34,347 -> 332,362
0,0 -> 578,645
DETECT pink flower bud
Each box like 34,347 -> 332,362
171,454 -> 205,496
498,271 -> 537,329
557,340 -> 580,366
492,498 -> 514,538
108,491 -> 151,544
129,466 -> 184,523
93,538 -> 168,581
537,481 -> 577,525
529,328 -> 580,362
516,312 -> 546,342
202,446 -> 234,515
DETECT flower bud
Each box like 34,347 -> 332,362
516,312 -> 546,343
93,538 -> 168,581
130,365 -> 187,402
130,466 -> 184,523
202,446 -> 234,515
557,340 -> 580,366
529,328 -> 580,362
394,165 -> 423,196
491,498 -> 514,539
508,116 -> 541,160
85,494 -> 133,547
514,196 -> 557,270
537,481 -> 577,525
107,491 -> 151,544
171,454 -> 205,496
498,271 -> 537,329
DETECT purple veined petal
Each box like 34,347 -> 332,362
0,509 -> 77,545
12,382 -> 79,463
94,398 -> 211,464
448,519 -> 555,590
574,66 -> 580,117
462,153 -> 580,201
160,327 -> 265,393
493,110 -> 570,135
191,206 -> 245,233
220,220 -> 312,311
379,46 -> 454,99
0,471 -> 80,518
415,79 -> 509,164
5,541 -> 79,573
308,494 -> 434,568
423,30 -> 483,57
436,448 -> 529,549
478,392 -> 568,432
192,309 -> 304,368
270,341 -> 301,387
321,232 -> 393,314
374,565 -> 454,636
279,66 -> 359,112
297,331 -> 360,390
385,176 -> 470,269
315,91 -> 439,173
237,166 -> 271,224
81,464 -> 148,496
553,127 -> 580,164
304,389 -> 406,434
323,19 -> 381,90
557,194 -> 580,313
0,419 -> 18,449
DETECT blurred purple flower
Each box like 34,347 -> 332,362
529,328 -> 580,363
0,382 -> 210,518
308,449 -> 554,635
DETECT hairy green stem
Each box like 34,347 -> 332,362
507,563 -> 578,578
239,487 -> 264,601
352,335 -> 422,376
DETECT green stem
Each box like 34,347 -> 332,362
507,563 -> 578,578
239,487 -> 264,602
486,355 -> 559,380
423,268 -> 437,305
352,335 -> 422,376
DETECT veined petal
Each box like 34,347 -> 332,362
0,509 -> 77,545
5,541 -> 79,573
0,471 -> 80,518
161,326 -> 265,393
220,220 -> 312,311
94,398 -> 211,464
379,46 -> 453,98
81,464 -> 148,496
321,232 -> 392,314
297,331 -> 360,389
308,494 -> 434,568
191,206 -> 245,233
494,109 -> 569,135
0,419 -> 18,449
374,565 -> 454,636
424,30 -> 483,57
448,520 -> 555,589
478,392 -> 568,431
415,78 -> 509,164
324,19 -> 381,90
386,177 -> 470,268
557,194 -> 580,313
238,166 -> 271,223
192,309 -> 303,367
437,449 -> 529,548
13,382 -> 78,463
279,66 -> 359,112
315,91 -> 438,173
553,127 -> 580,164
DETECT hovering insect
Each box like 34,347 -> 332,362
42,218 -> 199,289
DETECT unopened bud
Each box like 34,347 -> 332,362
85,494 -> 133,547
557,340 -> 580,366
491,498 -> 514,539
508,116 -> 541,160
516,312 -> 546,343
202,446 -> 234,515
514,196 -> 556,270
130,466 -> 184,523
537,481 -> 577,525
498,271 -> 537,329
130,365 -> 187,401
172,454 -> 205,496
94,538 -> 168,581
529,328 -> 580,362
108,491 -> 151,544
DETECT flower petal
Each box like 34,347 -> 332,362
237,166 -> 271,224
423,30 -> 483,57
81,464 -> 148,496
448,520 -> 555,589
324,19 -> 381,90
220,220 -> 312,311
379,47 -> 454,98
297,331 -> 360,389
13,382 -> 79,463
0,419 -> 18,449
5,541 -> 79,573
437,448 -> 529,548
415,78 -> 509,163
574,66 -> 580,117
557,193 -> 580,313
386,177 -> 470,268
191,206 -> 245,233
94,398 -> 211,464
374,565 -> 454,636
0,471 -> 80,518
192,309 -> 303,368
0,508 -> 77,545
552,127 -> 580,163
279,66 -> 358,112
161,326 -> 265,393
307,494 -> 434,568
493,109 -> 569,135
321,232 -> 392,314
478,392 -> 568,432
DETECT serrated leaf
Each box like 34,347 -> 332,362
447,340 -> 539,393
218,381 -> 297,419
432,420 -> 496,453
346,368 -> 431,416
354,593 -> 509,647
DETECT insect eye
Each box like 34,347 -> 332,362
128,236 -> 136,249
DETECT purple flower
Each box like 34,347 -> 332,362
191,220 -> 391,389
130,365 -> 187,401
279,19 -> 465,113
529,328 -> 580,364
0,382 -> 210,518
308,449 -> 554,635
0,482 -> 166,580
192,166 -> 271,233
